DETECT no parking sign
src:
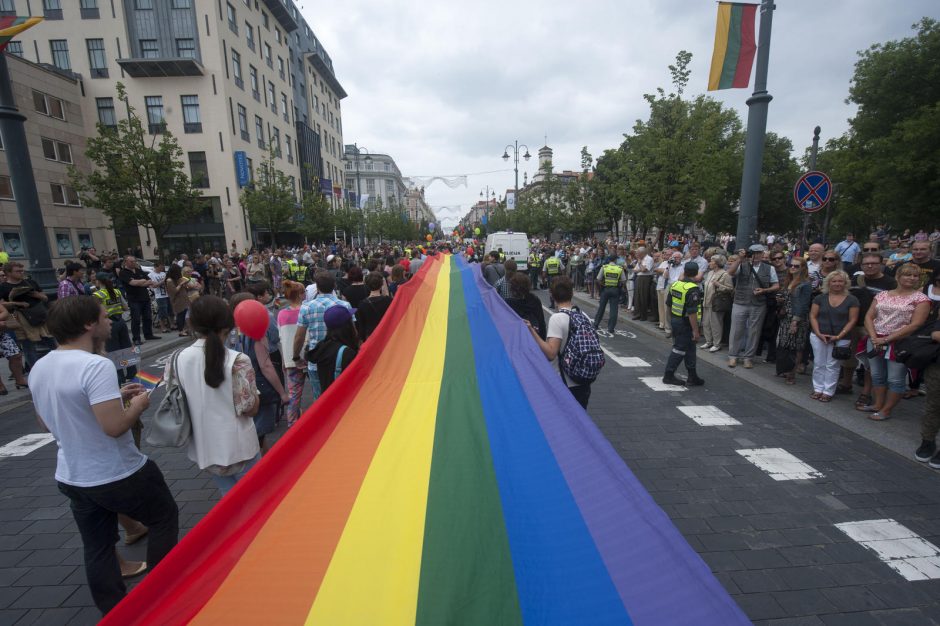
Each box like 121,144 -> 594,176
793,171 -> 832,213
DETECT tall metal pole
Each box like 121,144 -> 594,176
734,0 -> 776,249
799,126 -> 821,254
513,141 -> 519,202
0,54 -> 56,290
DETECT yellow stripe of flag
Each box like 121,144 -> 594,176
708,3 -> 732,91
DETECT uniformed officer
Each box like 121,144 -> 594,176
93,272 -> 138,385
593,256 -> 626,333
528,249 -> 541,289
542,254 -> 564,307
662,262 -> 705,387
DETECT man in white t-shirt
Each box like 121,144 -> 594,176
632,247 -> 655,321
148,261 -> 169,332
28,296 -> 179,616
526,276 -> 593,408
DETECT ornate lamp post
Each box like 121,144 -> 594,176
343,144 -> 370,245
502,140 -> 530,210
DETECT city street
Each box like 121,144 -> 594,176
1,298 -> 939,625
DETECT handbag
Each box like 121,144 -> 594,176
146,349 -> 192,447
712,273 -> 732,312
895,323 -> 940,370
825,300 -> 853,360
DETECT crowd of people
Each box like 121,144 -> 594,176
6,225 -> 940,616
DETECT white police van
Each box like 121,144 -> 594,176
484,231 -> 529,270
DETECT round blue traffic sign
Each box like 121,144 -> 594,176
793,171 -> 832,213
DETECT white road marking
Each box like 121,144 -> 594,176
600,347 -> 650,367
677,405 -> 741,426
596,329 -> 614,338
152,354 -> 172,367
615,330 -> 637,339
736,448 -> 824,481
0,434 -> 56,458
639,377 -> 687,392
835,519 -> 940,581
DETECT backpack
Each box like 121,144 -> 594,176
559,307 -> 605,385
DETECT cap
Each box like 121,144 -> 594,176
326,254 -> 335,263
669,241 -> 680,248
748,244 -> 767,253
684,261 -> 700,275
323,305 -> 356,330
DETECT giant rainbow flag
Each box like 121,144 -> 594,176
104,254 -> 748,625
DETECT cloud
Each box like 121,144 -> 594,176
300,0 -> 938,229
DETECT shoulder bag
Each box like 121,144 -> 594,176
712,272 -> 733,313
146,349 -> 192,447
825,299 -> 853,360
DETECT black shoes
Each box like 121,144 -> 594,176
144,335 -> 161,340
685,373 -> 706,386
662,372 -> 686,386
915,440 -> 937,463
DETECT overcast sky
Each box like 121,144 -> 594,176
297,0 -> 937,231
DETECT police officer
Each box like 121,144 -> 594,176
93,272 -> 138,385
528,249 -> 541,289
543,254 -> 564,307
662,262 -> 705,387
593,256 -> 626,333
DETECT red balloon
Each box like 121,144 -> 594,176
234,299 -> 269,340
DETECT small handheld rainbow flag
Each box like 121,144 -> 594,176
104,255 -> 748,625
708,2 -> 758,91
134,371 -> 162,391
0,16 -> 42,52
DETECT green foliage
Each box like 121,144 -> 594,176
823,18 -> 940,230
70,83 -> 201,258
296,188 -> 333,243
240,149 -> 297,246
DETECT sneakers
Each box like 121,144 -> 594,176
728,357 -> 737,368
931,452 -> 940,470
662,372 -> 686,386
743,359 -> 754,369
915,440 -> 937,462
700,342 -> 712,350
709,345 -> 722,353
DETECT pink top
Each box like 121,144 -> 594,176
872,290 -> 930,336
277,306 -> 302,365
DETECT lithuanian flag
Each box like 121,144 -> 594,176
708,2 -> 758,91
0,16 -> 42,52
103,255 -> 748,625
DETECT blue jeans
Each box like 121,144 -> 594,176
155,297 -> 170,324
867,339 -> 908,393
307,364 -> 323,400
210,452 -> 261,497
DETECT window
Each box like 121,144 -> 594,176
140,39 -> 159,59
51,183 -> 81,206
384,162 -> 391,172
33,90 -> 65,120
43,0 -> 63,19
6,41 -> 22,57
266,81 -> 275,112
176,38 -> 196,58
231,49 -> 243,88
237,104 -> 249,141
245,22 -> 254,50
41,138 -> 73,163
0,176 -> 13,200
277,56 -> 284,80
188,152 -> 209,188
249,65 -> 259,100
181,95 -> 201,133
172,0 -> 192,7
50,40 -> 70,70
145,96 -> 164,134
263,42 -> 272,68
226,2 -> 237,34
275,27 -> 281,44
255,116 -> 264,148
280,92 -> 288,121
0,0 -> 15,15
285,135 -> 293,164
86,39 -> 108,77
366,179 -> 375,195
385,179 -> 394,194
271,127 -> 280,157
135,0 -> 153,8
96,97 -> 116,127
261,11 -> 269,29
79,0 -> 100,17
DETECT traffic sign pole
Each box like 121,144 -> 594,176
800,126 -> 821,255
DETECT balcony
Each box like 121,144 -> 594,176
148,123 -> 164,135
259,0 -> 297,32
80,7 -> 100,18
234,76 -> 244,90
90,67 -> 109,78
252,90 -> 260,102
43,8 -> 63,19
117,57 -> 204,78
270,103 -> 276,114
240,130 -> 250,142
184,122 -> 203,134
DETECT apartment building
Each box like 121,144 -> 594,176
404,186 -> 435,225
343,145 -> 408,213
0,53 -> 117,263
10,0 -> 346,255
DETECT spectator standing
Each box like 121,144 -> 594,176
805,243 -> 825,276
915,319 -> 940,469
58,261 -> 87,299
808,271 -> 859,401
632,247 -> 654,321
117,256 -> 159,345
29,296 -> 178,615
700,254 -> 734,352
292,272 -> 353,400
849,254 -> 897,409
775,256 -> 812,384
165,264 -> 192,336
277,280 -> 307,427
0,261 -> 56,368
835,233 -> 861,272
148,261 -> 170,333
0,299 -> 28,393
726,245 -> 780,369
910,240 -> 940,290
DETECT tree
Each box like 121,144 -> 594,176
240,149 -> 297,246
71,83 -> 201,259
296,188 -> 333,244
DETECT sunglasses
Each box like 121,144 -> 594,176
772,256 -> 785,261
863,248 -> 879,252
788,263 -> 802,268
823,257 -> 839,261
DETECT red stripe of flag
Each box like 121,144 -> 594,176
731,3 -> 758,88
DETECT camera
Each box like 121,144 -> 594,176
669,258 -> 680,267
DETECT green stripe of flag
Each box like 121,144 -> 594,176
718,4 -> 744,90
415,260 -> 522,626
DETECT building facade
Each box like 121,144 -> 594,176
343,145 -> 408,213
403,186 -> 435,225
10,0 -> 345,256
0,54 -> 117,264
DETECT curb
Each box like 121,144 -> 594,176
0,335 -> 192,416
569,290 -> 927,464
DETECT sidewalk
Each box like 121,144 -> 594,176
570,289 -> 927,462
0,334 -> 192,416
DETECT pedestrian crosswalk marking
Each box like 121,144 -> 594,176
0,433 -> 56,458
638,377 -> 687,392
735,447 -> 823,481
677,406 -> 741,426
835,519 -> 940,581
601,347 -> 649,368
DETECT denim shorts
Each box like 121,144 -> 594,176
253,402 -> 278,436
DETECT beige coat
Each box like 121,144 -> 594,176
703,269 -> 734,307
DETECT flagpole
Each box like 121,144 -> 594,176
734,0 -> 775,249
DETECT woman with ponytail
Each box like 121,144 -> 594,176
165,295 -> 261,496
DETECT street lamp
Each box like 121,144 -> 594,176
480,186 -> 495,228
343,144 -> 371,245
502,140 -> 530,211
